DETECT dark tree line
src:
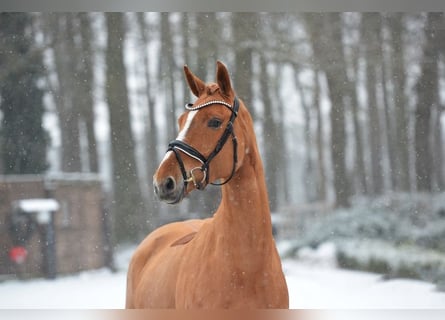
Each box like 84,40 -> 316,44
1,13 -> 444,243
0,13 -> 48,174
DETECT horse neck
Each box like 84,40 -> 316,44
213,126 -> 274,261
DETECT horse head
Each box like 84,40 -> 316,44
153,61 -> 247,204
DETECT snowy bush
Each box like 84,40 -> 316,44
336,239 -> 445,284
282,193 -> 445,289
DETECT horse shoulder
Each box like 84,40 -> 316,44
126,218 -> 209,308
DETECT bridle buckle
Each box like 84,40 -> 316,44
185,167 -> 207,190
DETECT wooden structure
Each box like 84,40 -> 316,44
0,174 -> 110,279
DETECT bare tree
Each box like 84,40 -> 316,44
387,13 -> 411,191
136,13 -> 160,229
414,13 -> 442,192
105,13 -> 146,242
271,64 -> 291,205
77,13 -> 98,172
194,13 -> 219,79
181,13 -> 192,103
231,13 -> 258,119
431,14 -> 445,191
304,13 -> 351,207
261,55 -> 281,211
378,15 -> 397,190
347,33 -> 368,195
293,64 -> 316,202
432,90 -> 444,191
313,69 -> 327,201
43,13 -> 81,172
159,13 -> 178,144
361,13 -> 384,195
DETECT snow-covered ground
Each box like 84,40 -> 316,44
0,243 -> 444,309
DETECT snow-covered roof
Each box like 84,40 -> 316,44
13,199 -> 60,213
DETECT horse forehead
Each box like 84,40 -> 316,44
207,83 -> 219,95
177,110 -> 198,141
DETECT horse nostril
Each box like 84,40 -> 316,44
164,176 -> 176,192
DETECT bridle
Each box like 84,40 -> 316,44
167,96 -> 239,190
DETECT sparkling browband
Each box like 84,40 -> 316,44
185,100 -> 233,111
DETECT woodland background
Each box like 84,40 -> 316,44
0,12 -> 444,245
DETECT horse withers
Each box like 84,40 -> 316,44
126,61 -> 289,309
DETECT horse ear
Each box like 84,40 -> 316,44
216,61 -> 233,97
184,65 -> 206,97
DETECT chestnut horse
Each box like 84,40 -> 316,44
126,61 -> 289,309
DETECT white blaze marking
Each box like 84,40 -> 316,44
177,110 -> 198,141
158,150 -> 172,167
157,110 -> 199,168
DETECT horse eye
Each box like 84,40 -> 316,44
207,118 -> 222,129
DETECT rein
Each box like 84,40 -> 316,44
167,97 -> 239,190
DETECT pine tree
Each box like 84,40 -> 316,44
0,13 -> 48,174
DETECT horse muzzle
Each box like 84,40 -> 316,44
153,176 -> 185,204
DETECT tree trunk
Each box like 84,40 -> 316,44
304,13 -> 351,208
414,13 -> 441,192
261,56 -> 280,211
49,13 -> 82,172
136,12 -> 160,230
348,42 -> 368,195
272,64 -> 290,204
362,13 -> 384,195
105,13 -> 146,243
78,13 -> 99,173
313,70 -> 327,201
432,14 -> 445,191
194,13 -> 219,79
160,13 -> 178,144
432,98 -> 444,191
293,65 -> 316,202
182,13 -> 192,103
387,13 -> 411,191
378,16 -> 397,190
231,13 -> 257,119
